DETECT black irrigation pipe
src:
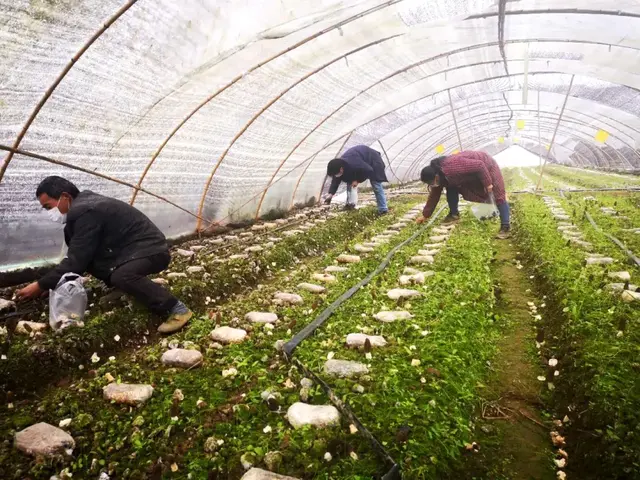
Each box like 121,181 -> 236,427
584,211 -> 640,268
556,189 -> 640,268
282,204 -> 446,480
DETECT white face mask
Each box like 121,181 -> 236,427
46,207 -> 67,224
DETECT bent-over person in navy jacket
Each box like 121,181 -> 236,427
324,145 -> 389,214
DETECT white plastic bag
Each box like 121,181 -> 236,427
49,273 -> 87,331
470,193 -> 499,221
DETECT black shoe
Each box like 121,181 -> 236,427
343,203 -> 356,211
496,226 -> 511,240
376,210 -> 389,216
442,214 -> 460,225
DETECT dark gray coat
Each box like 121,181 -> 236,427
38,191 -> 168,290
328,145 -> 389,194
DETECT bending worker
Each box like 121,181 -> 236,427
324,144 -> 389,215
417,150 -> 511,239
15,176 -> 192,333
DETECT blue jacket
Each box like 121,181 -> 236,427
328,145 -> 389,194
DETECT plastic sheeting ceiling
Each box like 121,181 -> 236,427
2,0 -> 640,270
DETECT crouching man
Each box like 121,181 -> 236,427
15,176 -> 192,333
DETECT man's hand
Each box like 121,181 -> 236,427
351,181 -> 359,188
323,195 -> 333,205
415,216 -> 427,225
15,282 -> 43,301
487,184 -> 494,193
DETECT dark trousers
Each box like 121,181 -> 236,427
446,186 -> 510,227
109,252 -> 178,316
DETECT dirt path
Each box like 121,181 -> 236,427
452,238 -> 555,479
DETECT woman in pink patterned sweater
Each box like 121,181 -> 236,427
417,151 -> 510,239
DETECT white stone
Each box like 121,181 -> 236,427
251,224 -> 267,231
103,383 -> 154,405
429,235 -> 448,242
298,283 -> 325,294
410,255 -> 434,265
354,244 -> 374,253
389,222 -> 407,230
224,235 -> 239,241
229,254 -> 249,260
268,236 -> 282,242
312,273 -> 337,283
287,403 -> 340,429
608,271 -> 631,282
191,245 -> 206,251
245,312 -> 278,324
58,418 -> 72,428
621,290 -> 640,303
361,242 -> 379,248
14,423 -> 75,457
418,249 -> 439,256
585,257 -> 615,265
431,227 -> 449,234
167,272 -> 187,279
373,310 -> 414,322
176,248 -> 195,257
336,254 -> 361,263
399,272 -> 428,285
0,298 -> 16,312
151,277 -> 168,285
161,349 -> 203,368
186,266 -> 204,274
382,230 -> 400,235
387,288 -> 421,300
606,283 -> 639,292
210,326 -> 247,344
245,245 -> 264,253
273,292 -> 304,305
325,265 -> 348,273
403,267 -> 421,275
240,468 -> 300,480
423,243 -> 444,248
240,232 -> 254,238
208,238 -> 225,245
345,333 -> 387,348
15,321 -> 48,335
324,359 -> 369,378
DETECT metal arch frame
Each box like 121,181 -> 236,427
242,39 -> 640,222
193,33 -> 402,229
384,92 -> 640,160
0,0 -> 139,184
391,104 -> 640,173
0,144 -> 207,223
398,112 -> 616,181
129,0 -> 405,205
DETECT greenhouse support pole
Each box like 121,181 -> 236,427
536,75 -> 574,191
538,90 -> 542,169
448,89 -> 463,150
378,140 -> 401,183
0,0 -> 138,185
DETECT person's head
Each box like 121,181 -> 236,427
420,156 -> 447,187
36,176 -> 80,221
327,158 -> 346,178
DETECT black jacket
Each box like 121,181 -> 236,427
38,191 -> 168,290
328,145 -> 389,194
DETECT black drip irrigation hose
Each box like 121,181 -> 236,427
558,189 -> 640,268
282,204 -> 446,480
584,211 -> 640,268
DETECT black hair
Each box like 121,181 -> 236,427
36,176 -> 80,199
420,166 -> 437,184
327,158 -> 346,176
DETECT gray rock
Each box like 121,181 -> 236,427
14,423 -> 75,457
300,377 -> 313,388
299,387 -> 311,402
387,288 -> 421,300
608,271 -> 631,282
297,283 -> 325,294
410,255 -> 434,265
167,272 -> 187,279
345,333 -> 387,348
586,256 -> 615,265
336,254 -> 361,264
210,326 -> 247,344
186,266 -> 204,274
264,451 -> 283,471
103,383 -> 153,406
272,292 -> 303,305
176,248 -> 196,257
287,403 -> 340,429
0,298 -> 16,313
161,349 -> 203,368
241,468 -> 300,480
324,266 -> 348,273
323,359 -> 369,378
373,310 -> 413,322
245,311 -> 278,324
311,273 -> 337,283
15,321 -> 48,335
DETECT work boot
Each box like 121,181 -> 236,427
495,225 -> 511,240
376,210 -> 389,217
158,301 -> 192,334
442,214 -> 460,225
343,203 -> 356,211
